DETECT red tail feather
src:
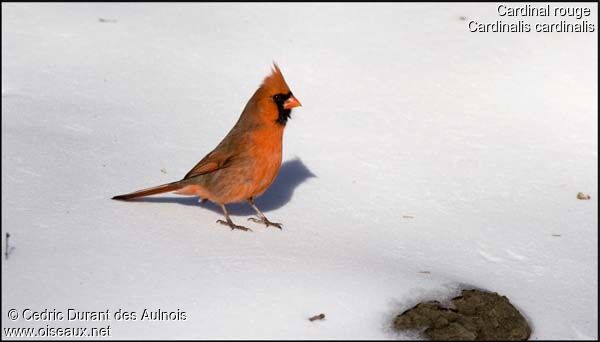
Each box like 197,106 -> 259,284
112,181 -> 183,200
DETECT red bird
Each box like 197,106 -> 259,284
113,64 -> 302,231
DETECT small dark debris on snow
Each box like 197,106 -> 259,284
98,18 -> 118,23
5,233 -> 13,260
309,313 -> 325,322
552,234 -> 562,237
577,192 -> 591,200
459,16 -> 467,21
403,215 -> 414,219
161,168 -> 167,174
394,289 -> 531,341
419,271 -> 431,274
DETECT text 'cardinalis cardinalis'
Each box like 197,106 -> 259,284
113,63 -> 302,231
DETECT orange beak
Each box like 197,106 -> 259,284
283,95 -> 302,110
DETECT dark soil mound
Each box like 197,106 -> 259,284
394,289 -> 531,340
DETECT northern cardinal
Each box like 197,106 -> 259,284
113,64 -> 302,231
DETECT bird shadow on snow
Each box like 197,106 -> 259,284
130,158 -> 316,216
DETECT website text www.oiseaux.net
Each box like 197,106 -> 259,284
4,325 -> 111,338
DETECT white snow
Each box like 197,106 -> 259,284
2,3 -> 597,340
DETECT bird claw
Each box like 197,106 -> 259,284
216,219 -> 253,232
247,217 -> 283,229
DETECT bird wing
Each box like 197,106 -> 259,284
183,149 -> 235,179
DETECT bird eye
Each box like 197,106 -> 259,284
273,94 -> 282,102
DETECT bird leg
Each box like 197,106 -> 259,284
246,198 -> 282,229
216,204 -> 252,232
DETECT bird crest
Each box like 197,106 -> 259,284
260,62 -> 291,94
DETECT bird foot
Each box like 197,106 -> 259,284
248,217 -> 283,229
216,219 -> 253,232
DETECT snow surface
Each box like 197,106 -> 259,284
2,3 -> 597,340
